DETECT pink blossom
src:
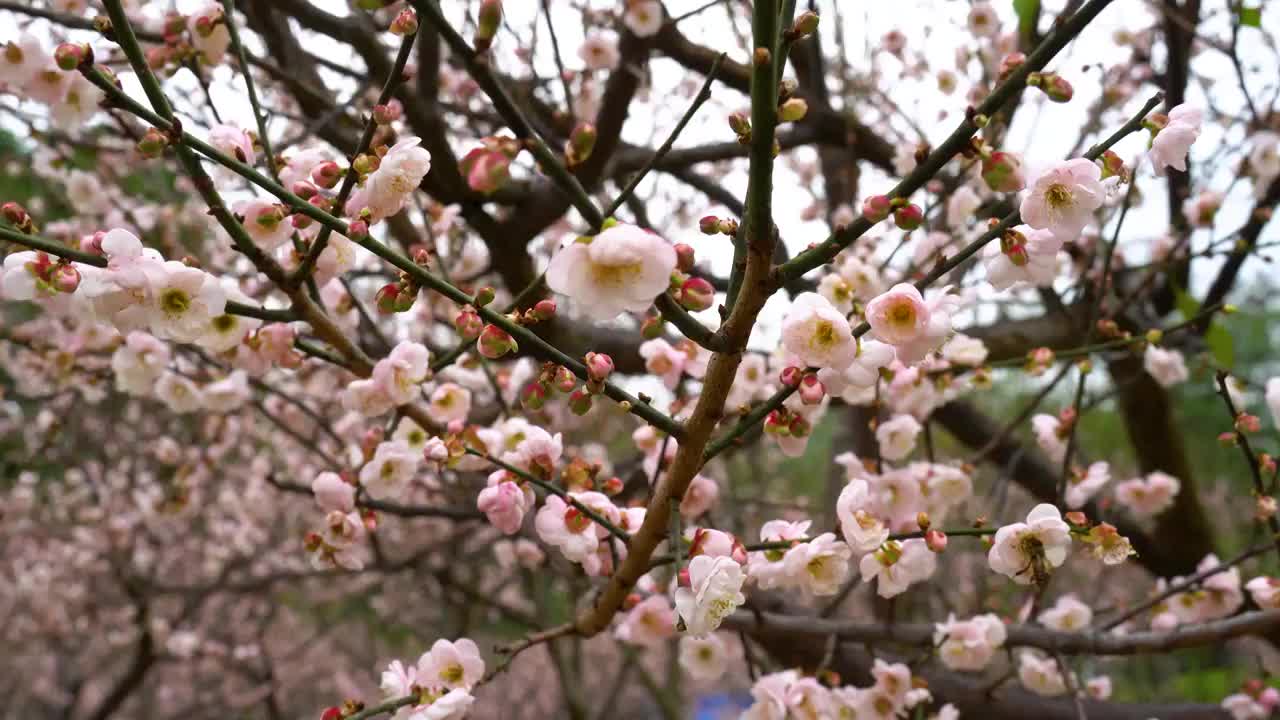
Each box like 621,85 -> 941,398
623,1 -> 664,37
362,137 -> 432,222
865,284 -> 959,365
934,613 -> 1006,671
640,338 -> 688,389
187,3 -> 231,64
1149,104 -> 1202,175
428,383 -> 472,425
1020,158 -> 1105,240
678,635 -> 729,683
1038,593 -> 1093,631
234,199 -> 291,251
359,441 -> 420,499
545,223 -> 677,321
312,472 -> 355,513
680,474 -> 720,519
1114,471 -> 1180,516
372,341 -> 433,405
1065,461 -> 1110,509
674,555 -> 746,636
859,538 -> 937,598
876,413 -> 922,461
579,32 -> 620,70
209,124 -> 255,165
983,224 -> 1062,290
781,532 -> 852,596
988,504 -> 1072,584
1246,576 -> 1280,609
416,638 -> 485,690
476,475 -> 530,534
781,292 -> 857,370
1,34 -> 48,92
615,594 -> 675,648
1018,652 -> 1067,696
1143,345 -> 1189,387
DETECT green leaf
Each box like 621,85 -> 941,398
1239,5 -> 1262,28
1013,0 -> 1041,39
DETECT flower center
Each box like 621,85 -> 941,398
888,302 -> 916,328
211,314 -> 236,333
440,663 -> 464,685
590,260 -> 642,288
813,320 -> 837,347
4,44 -> 21,63
1044,183 -> 1073,210
159,288 -> 192,318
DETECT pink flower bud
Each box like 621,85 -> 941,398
925,529 -> 948,553
763,409 -> 790,436
1219,431 -> 1239,447
799,374 -> 825,405
699,215 -> 721,235
1098,149 -> 1128,181
1027,72 -> 1073,103
1236,413 -> 1262,434
779,366 -> 804,387
461,147 -> 512,195
473,286 -> 496,307
477,324 -> 518,359
1256,495 -> 1277,521
292,212 -> 313,230
310,161 -> 342,189
372,102 -> 401,125
677,276 -> 715,312
568,387 -> 593,415
1259,687 -> 1280,710
997,52 -> 1026,82
678,567 -> 692,588
50,263 -> 80,293
83,230 -> 106,255
893,203 -> 924,230
320,707 -> 343,720
475,0 -> 503,51
389,8 -> 418,36
54,42 -> 89,71
2,201 -> 33,232
674,243 -> 696,271
520,380 -> 548,410
361,427 -> 384,460
585,352 -> 614,382
552,365 -> 577,393
528,298 -> 556,322
454,307 -> 483,340
981,151 -> 1025,193
728,111 -> 751,137
375,283 -> 401,315
601,476 -> 624,495
861,194 -> 892,223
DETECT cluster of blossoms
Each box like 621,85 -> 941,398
371,639 -> 483,720
741,661 -> 954,720
1148,553 -> 1244,630
1,33 -> 102,130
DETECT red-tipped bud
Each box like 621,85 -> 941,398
54,42 -> 90,71
389,8 -> 418,36
552,365 -> 577,393
137,127 -> 168,158
51,263 -> 80,293
1098,149 -> 1128,182
893,203 -> 924,230
566,122 -> 597,166
585,352 -> 614,383
981,151 -> 1025,193
454,307 -> 484,340
674,243 -> 696,271
699,215 -> 721,235
361,426 -> 384,460
1027,72 -> 1073,103
601,476 -> 624,495
529,298 -> 557,322
861,194 -> 892,223
763,409 -> 790,436
292,180 -> 319,200
83,230 -> 107,255
292,212 -> 314,230
799,374 -> 825,405
1219,431 -> 1239,447
677,276 -> 715,312
375,283 -> 402,315
780,366 -> 804,387
520,380 -> 549,410
1,201 -> 33,232
347,219 -> 369,240
475,0 -> 503,51
728,111 -> 751,137
568,387 -> 593,415
311,160 -> 342,189
1236,413 -> 1262,434
461,147 -> 512,194
640,315 -> 665,339
477,324 -> 517,358
925,529 -> 948,553
320,707 -> 343,720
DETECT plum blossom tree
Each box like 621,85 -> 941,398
3,1 -> 1280,719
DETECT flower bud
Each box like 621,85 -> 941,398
454,307 -> 484,340
727,111 -> 751,138
601,476 -> 624,495
351,153 -> 379,176
474,286 -> 496,307
389,8 -> 418,36
375,283 -> 402,314
137,127 -> 168,158
861,194 -> 892,223
585,352 -> 614,383
1098,149 -> 1128,182
798,374 -> 824,405
520,380 -> 548,410
1219,431 -> 1239,447
1236,412 -> 1262,434
568,387 -> 593,415
779,366 -> 804,387
778,97 -> 808,123
893,203 -> 924,230
566,122 -> 597,166
54,42 -> 90,71
790,11 -> 820,39
373,102 -> 401,125
982,151 -> 1025,192
1027,72 -> 1073,103
320,707 -> 343,720
997,52 -> 1026,82
677,276 -> 715,312
346,219 -> 369,240
1,201 -> 34,233
1256,495 -> 1277,521
528,298 -> 556,322
717,217 -> 739,235
764,409 -> 790,436
674,243 -> 696,271
51,263 -> 80,293
552,365 -> 577,393
925,529 -> 948,553
699,215 -> 721,235
640,315 -> 665,339
477,324 -> 518,359
475,0 -> 503,51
